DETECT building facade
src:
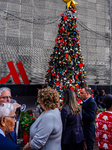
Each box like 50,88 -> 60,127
0,0 -> 111,87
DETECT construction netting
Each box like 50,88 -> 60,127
0,0 -> 111,85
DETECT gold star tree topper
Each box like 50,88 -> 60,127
62,0 -> 78,10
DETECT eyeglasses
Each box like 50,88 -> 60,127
0,96 -> 12,100
5,115 -> 17,120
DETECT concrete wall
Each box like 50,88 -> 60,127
77,0 -> 111,85
0,0 -> 111,86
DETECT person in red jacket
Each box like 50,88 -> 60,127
95,94 -> 112,150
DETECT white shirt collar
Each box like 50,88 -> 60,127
0,128 -> 5,137
105,110 -> 112,113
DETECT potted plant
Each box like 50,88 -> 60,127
20,110 -> 35,144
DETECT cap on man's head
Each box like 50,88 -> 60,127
102,94 -> 112,109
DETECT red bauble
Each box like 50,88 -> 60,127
63,16 -> 68,21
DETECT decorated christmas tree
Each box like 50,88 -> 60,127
43,0 -> 87,103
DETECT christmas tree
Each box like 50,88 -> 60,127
43,0 -> 87,103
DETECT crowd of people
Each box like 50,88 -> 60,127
0,86 -> 112,150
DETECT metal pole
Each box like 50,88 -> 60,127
109,0 -> 112,93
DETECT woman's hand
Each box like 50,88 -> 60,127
23,143 -> 32,150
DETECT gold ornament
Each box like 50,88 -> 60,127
68,55 -> 71,61
62,0 -> 78,10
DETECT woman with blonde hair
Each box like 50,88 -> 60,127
23,87 -> 62,150
61,88 -> 84,150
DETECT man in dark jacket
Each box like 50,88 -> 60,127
0,87 -> 21,143
80,87 -> 97,150
96,90 -> 106,106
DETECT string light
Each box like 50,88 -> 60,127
0,8 -> 110,41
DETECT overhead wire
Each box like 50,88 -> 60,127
77,18 -> 110,41
0,8 -> 110,41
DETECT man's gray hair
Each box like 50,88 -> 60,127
0,103 -> 14,119
0,87 -> 11,96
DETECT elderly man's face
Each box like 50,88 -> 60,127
0,90 -> 11,103
4,109 -> 16,134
